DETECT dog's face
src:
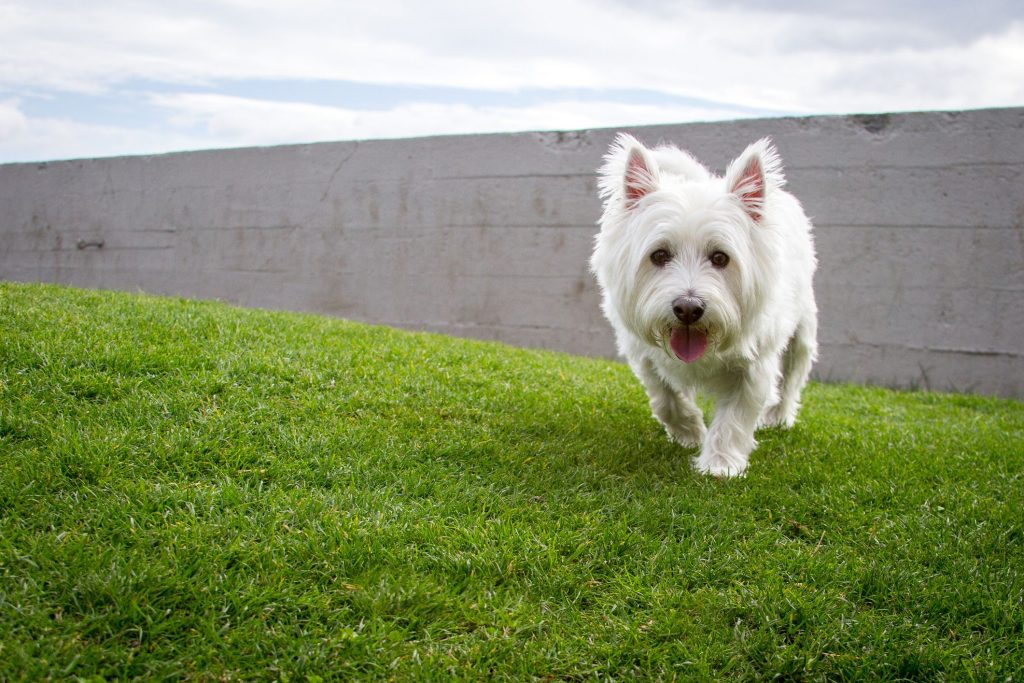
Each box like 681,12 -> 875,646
592,135 -> 783,363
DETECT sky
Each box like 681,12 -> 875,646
1,0 -> 1022,163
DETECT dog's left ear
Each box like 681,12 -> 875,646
725,138 -> 785,223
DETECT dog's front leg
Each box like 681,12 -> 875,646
694,364 -> 773,477
632,358 -> 706,447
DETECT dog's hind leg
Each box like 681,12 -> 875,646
632,357 -> 706,447
761,314 -> 818,429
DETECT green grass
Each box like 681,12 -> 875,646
1,281 -> 1022,681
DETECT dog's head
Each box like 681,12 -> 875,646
590,134 -> 786,363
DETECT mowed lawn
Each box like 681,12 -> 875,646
1,282 -> 1022,681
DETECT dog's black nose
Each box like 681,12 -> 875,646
672,296 -> 705,325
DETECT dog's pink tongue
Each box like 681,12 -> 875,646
670,327 -> 708,363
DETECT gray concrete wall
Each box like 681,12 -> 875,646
1,108 -> 1022,397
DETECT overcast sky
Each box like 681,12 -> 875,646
1,0 -> 1022,162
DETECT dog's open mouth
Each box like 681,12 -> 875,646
669,326 -> 708,363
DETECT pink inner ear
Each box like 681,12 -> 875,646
733,156 -> 765,220
625,149 -> 652,204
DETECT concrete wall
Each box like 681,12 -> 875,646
1,108 -> 1022,397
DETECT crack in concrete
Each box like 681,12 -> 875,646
320,143 -> 360,203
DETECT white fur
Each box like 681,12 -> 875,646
591,134 -> 818,477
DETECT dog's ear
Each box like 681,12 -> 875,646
725,138 -> 784,223
599,133 -> 659,209
623,143 -> 659,207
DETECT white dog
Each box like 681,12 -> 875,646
591,134 -> 818,477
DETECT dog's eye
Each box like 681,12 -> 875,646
650,249 -> 672,267
710,251 -> 730,268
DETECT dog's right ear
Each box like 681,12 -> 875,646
599,133 -> 659,209
624,143 -> 658,207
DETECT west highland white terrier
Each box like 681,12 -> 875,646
591,134 -> 818,477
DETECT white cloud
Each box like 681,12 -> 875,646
0,0 -> 1022,161
0,99 -> 217,162
0,90 -> 763,162
0,99 -> 28,140
150,91 -> 759,145
2,1 -> 1022,109
810,21 -> 1024,113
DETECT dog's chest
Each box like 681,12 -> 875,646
650,349 -> 748,395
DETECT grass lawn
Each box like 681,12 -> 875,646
1,281 -> 1022,681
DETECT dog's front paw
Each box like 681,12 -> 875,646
758,403 -> 795,430
664,419 -> 707,448
693,452 -> 748,478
